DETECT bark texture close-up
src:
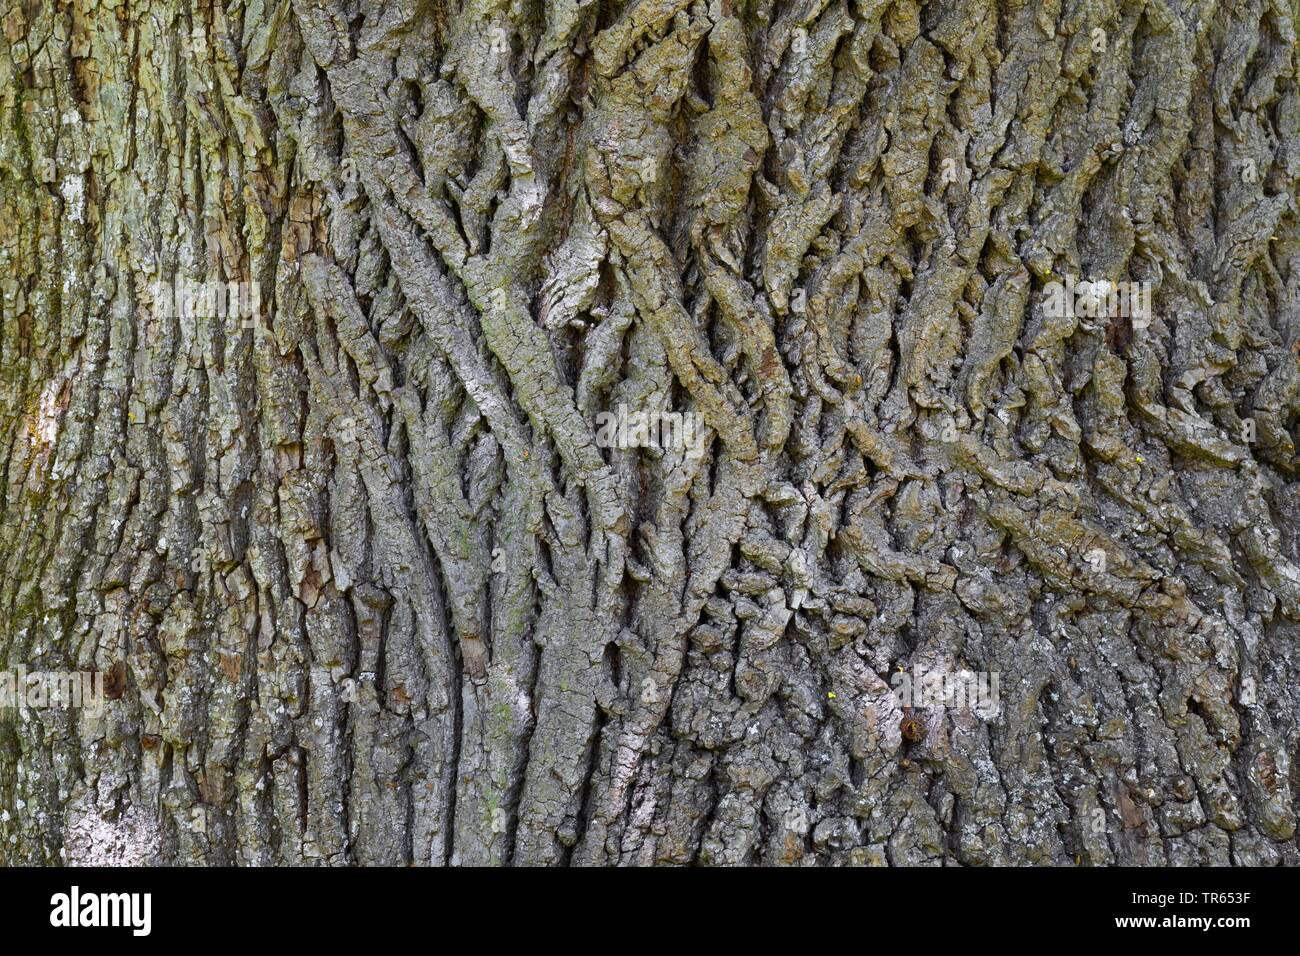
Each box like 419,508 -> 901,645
1,0 -> 1299,867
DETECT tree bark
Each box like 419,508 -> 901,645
1,0 -> 1298,866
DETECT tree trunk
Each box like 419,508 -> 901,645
1,0 -> 1298,867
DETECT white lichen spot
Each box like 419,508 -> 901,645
60,174 -> 85,224
32,376 -> 65,448
63,797 -> 161,866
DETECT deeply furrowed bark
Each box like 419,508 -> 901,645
1,0 -> 1298,866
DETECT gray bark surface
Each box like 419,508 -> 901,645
1,0 -> 1298,866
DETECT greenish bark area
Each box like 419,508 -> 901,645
0,0 -> 1298,865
